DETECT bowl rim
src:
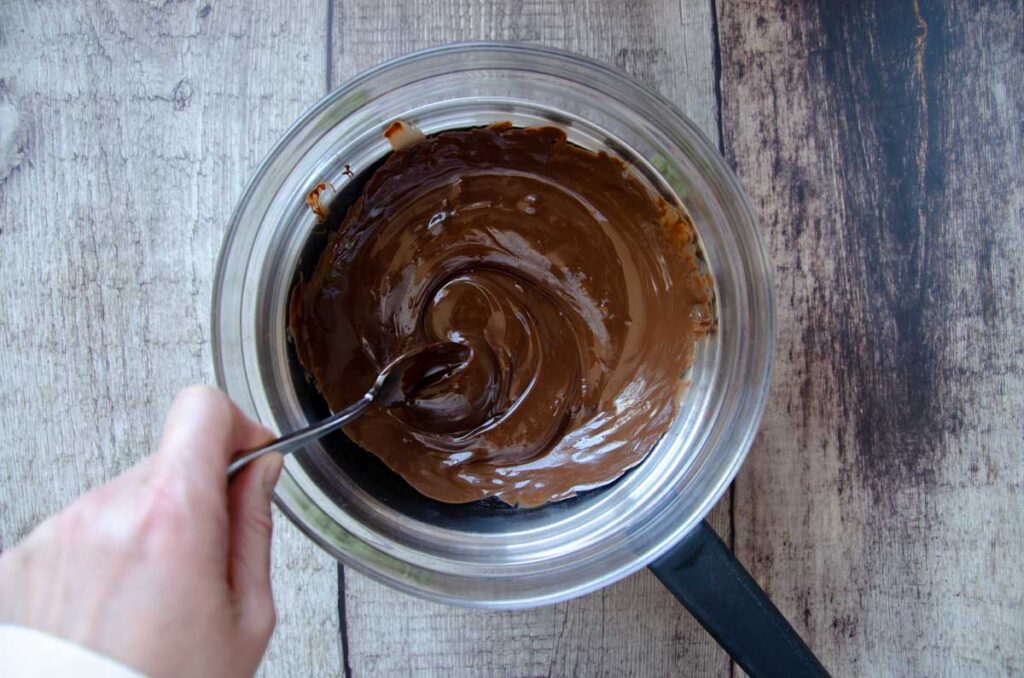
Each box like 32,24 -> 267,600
212,41 -> 775,609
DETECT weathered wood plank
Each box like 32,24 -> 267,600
719,0 -> 1024,674
331,2 -> 731,676
0,2 -> 341,676
11,1 -> 1016,676
331,0 -> 720,138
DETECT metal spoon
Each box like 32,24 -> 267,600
226,342 -> 470,478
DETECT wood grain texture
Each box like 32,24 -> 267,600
719,0 -> 1024,674
331,0 -> 720,138
0,2 -> 341,676
7,0 -> 1019,676
330,1 -> 733,676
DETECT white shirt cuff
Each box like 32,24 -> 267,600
0,625 -> 144,677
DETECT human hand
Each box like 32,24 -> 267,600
0,386 -> 283,678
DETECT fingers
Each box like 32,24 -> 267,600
155,387 -> 274,494
227,452 -> 282,631
150,387 -> 281,641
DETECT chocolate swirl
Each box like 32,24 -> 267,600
289,124 -> 713,507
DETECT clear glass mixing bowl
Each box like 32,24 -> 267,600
212,43 -> 774,608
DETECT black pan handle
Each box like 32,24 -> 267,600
649,520 -> 830,677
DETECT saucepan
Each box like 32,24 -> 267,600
212,43 -> 827,676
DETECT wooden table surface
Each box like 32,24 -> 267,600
1,1 -> 1021,676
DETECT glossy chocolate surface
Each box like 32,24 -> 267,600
289,124 -> 713,507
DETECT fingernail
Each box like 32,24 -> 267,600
262,454 -> 284,494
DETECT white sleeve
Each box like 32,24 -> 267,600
0,625 -> 145,677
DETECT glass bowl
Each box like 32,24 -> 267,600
212,43 -> 773,608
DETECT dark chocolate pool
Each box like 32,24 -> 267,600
287,123 -> 713,508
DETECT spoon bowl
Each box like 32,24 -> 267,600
226,342 -> 469,477
375,342 -> 471,407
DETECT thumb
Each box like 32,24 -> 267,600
228,453 -> 283,618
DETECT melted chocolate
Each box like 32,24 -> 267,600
289,124 -> 713,507
375,342 -> 470,409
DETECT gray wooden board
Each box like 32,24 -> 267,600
0,2 -> 341,676
1,0 -> 1022,676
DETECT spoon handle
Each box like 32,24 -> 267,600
226,392 -> 375,478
